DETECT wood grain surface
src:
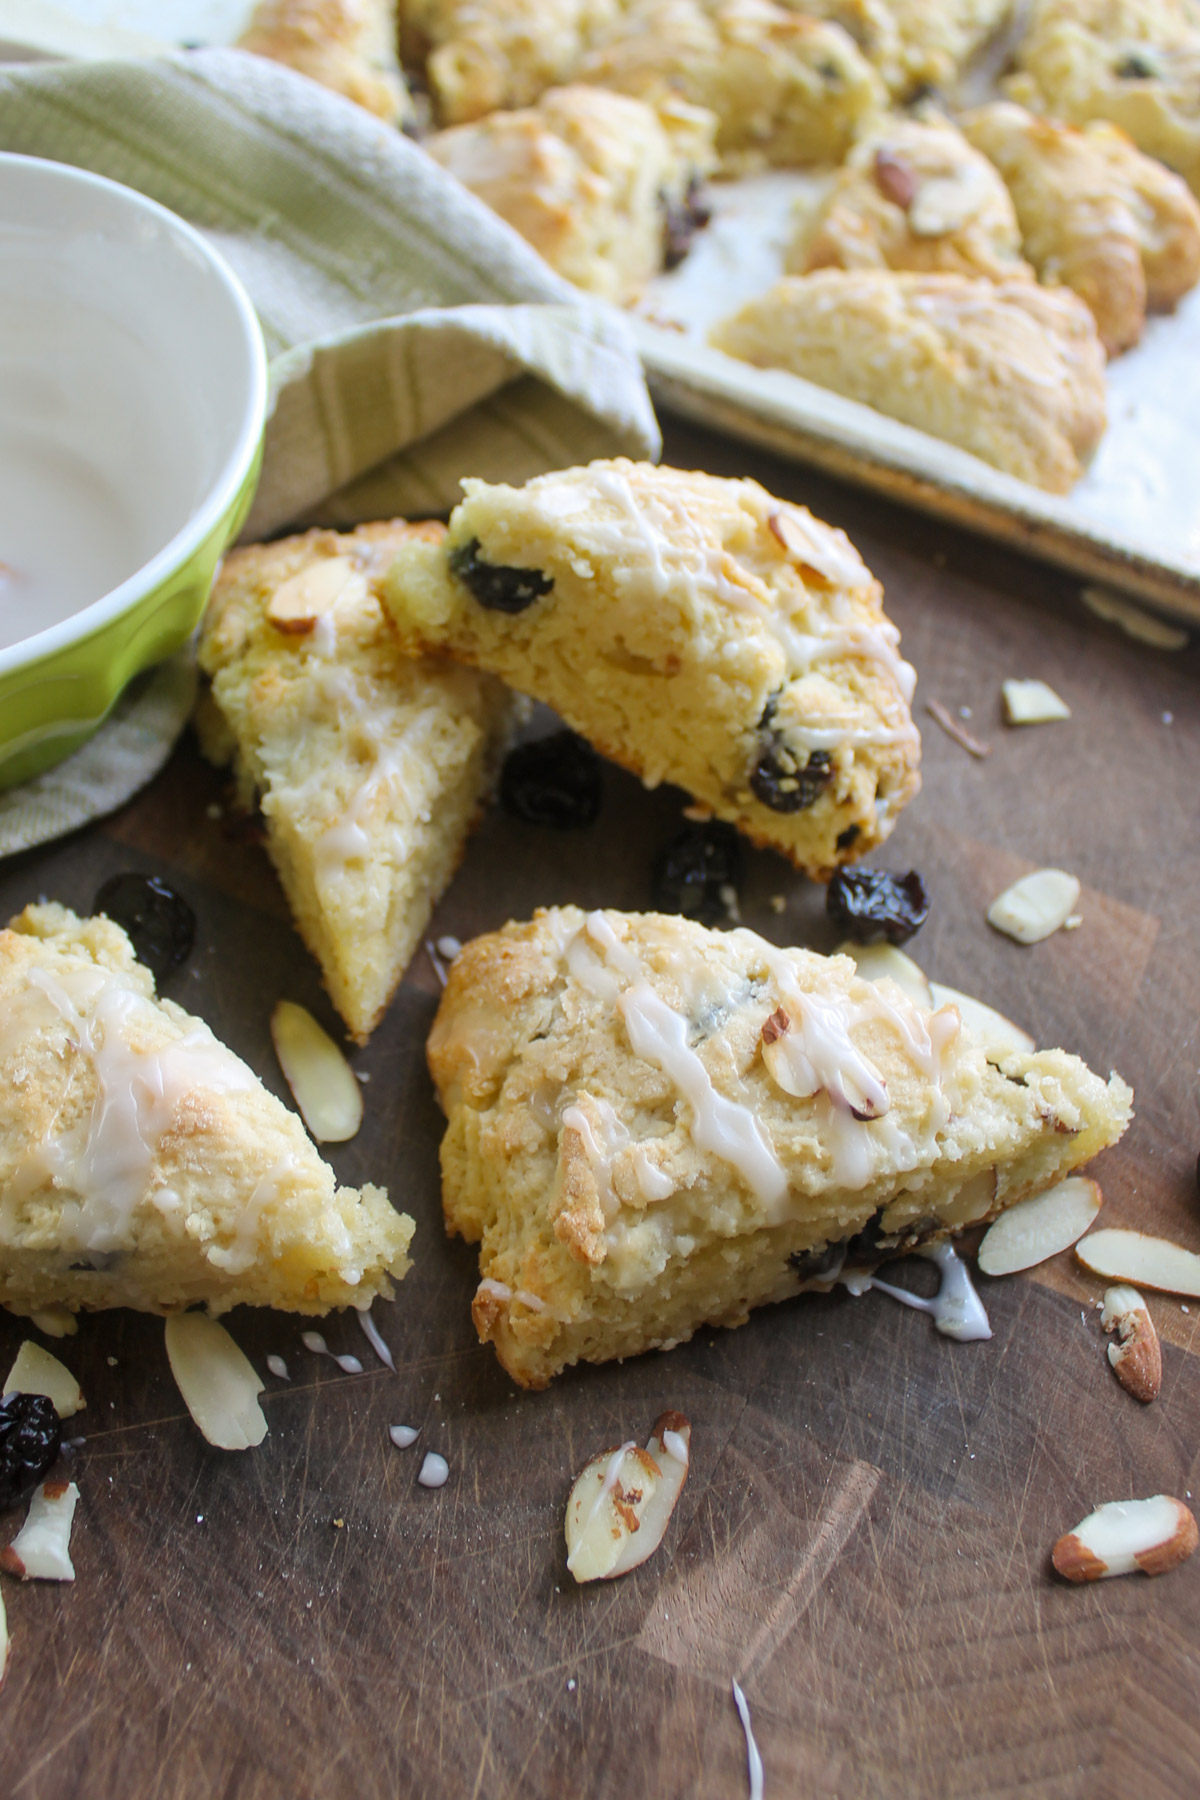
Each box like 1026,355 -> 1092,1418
2,418 -> 1199,1800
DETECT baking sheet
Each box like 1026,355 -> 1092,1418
27,0 -> 1200,621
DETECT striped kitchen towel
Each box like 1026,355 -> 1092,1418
0,45 -> 659,853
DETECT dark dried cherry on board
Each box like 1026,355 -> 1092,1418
499,731 -> 603,828
662,177 -> 712,268
826,867 -> 929,945
748,696 -> 833,814
0,1392 -> 62,1511
448,538 -> 553,614
93,873 -> 196,983
652,820 -> 744,927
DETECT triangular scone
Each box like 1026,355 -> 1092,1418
382,461 -> 921,876
0,904 -> 413,1320
197,522 -> 514,1043
428,907 -> 1133,1387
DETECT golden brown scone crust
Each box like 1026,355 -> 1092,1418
401,0 -> 620,123
425,86 -> 716,302
1008,0 -> 1200,196
0,904 -> 413,1321
197,523 -> 513,1044
575,0 -> 885,171
381,459 -> 921,877
239,0 -> 413,125
710,270 -> 1108,493
796,0 -> 1013,98
961,99 -> 1200,353
787,110 -> 1031,281
428,907 -> 1133,1387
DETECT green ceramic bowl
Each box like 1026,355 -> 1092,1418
0,153 -> 267,789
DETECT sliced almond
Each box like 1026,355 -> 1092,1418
873,146 -> 917,209
1076,1228 -> 1200,1299
926,982 -> 1033,1053
926,698 -> 991,758
977,1177 -> 1102,1277
565,1410 -> 691,1583
164,1314 -> 268,1451
1052,1495 -> 1197,1582
270,1000 -> 363,1143
836,940 -> 933,1009
760,1008 -> 821,1101
909,163 -> 991,236
987,869 -> 1080,945
766,507 -> 866,588
0,1481 -> 80,1582
1081,587 -> 1188,650
1101,1284 -> 1162,1402
1001,679 -> 1071,725
28,1306 -> 77,1339
266,556 -> 363,633
3,1341 -> 84,1419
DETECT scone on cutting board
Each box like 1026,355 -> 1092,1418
428,908 -> 1133,1388
0,903 -> 413,1320
382,460 -> 921,877
196,522 -> 514,1044
710,271 -> 1107,493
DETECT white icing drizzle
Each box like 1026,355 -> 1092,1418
731,1680 -> 765,1800
839,1244 -> 991,1342
301,1330 -> 364,1374
389,1424 -> 419,1449
476,1276 -> 546,1313
358,1305 -> 396,1372
584,913 -> 789,1213
207,1155 -> 295,1275
418,1452 -> 449,1488
562,1095 -> 676,1221
661,1429 -> 689,1467
266,1354 -> 289,1380
11,964 -> 256,1255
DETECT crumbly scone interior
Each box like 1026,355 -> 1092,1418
429,907 -> 1133,1387
197,523 -> 514,1044
382,459 -> 921,875
0,904 -> 414,1321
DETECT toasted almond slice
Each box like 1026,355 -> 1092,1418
1082,587 -> 1189,650
977,1177 -> 1102,1277
270,1000 -> 363,1143
0,1481 -> 80,1582
760,1008 -> 821,1101
28,1306 -> 77,1339
1001,679 -> 1071,725
3,1341 -> 84,1419
909,162 -> 992,236
1101,1285 -> 1162,1402
1076,1228 -> 1200,1298
926,982 -> 1034,1053
565,1410 -> 691,1583
987,869 -> 1081,945
1052,1495 -> 1197,1582
266,555 -> 364,632
836,940 -> 933,1009
761,1004 -> 888,1119
164,1314 -> 268,1451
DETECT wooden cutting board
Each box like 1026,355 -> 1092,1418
1,419 -> 1198,1800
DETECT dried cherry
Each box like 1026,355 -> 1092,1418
500,731 -> 603,828
94,873 -> 196,982
826,867 -> 929,945
449,538 -> 553,614
0,1392 -> 61,1511
652,820 -> 743,927
662,178 -> 712,268
749,697 -> 833,813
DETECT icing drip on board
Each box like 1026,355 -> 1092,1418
838,1243 -> 991,1342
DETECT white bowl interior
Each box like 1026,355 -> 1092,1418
0,155 -> 262,656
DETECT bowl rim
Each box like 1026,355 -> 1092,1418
0,151 -> 268,679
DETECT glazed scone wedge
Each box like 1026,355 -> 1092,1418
786,110 -> 1031,280
0,904 -> 413,1320
238,0 -> 413,125
197,522 -> 514,1043
429,907 -> 1133,1387
382,460 -> 921,876
798,0 -> 1013,99
1008,0 -> 1200,198
710,271 -> 1107,493
425,86 -> 716,303
961,101 -> 1200,355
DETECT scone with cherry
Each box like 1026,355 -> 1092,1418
238,0 -> 412,125
197,522 -> 513,1043
961,100 -> 1200,355
710,271 -> 1107,492
428,907 -> 1133,1387
787,110 -> 1031,282
798,0 -> 1014,99
0,903 -> 414,1321
381,460 -> 921,877
425,85 -> 716,302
